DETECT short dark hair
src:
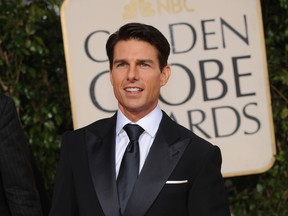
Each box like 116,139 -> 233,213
106,22 -> 170,70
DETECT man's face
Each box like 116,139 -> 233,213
110,39 -> 170,121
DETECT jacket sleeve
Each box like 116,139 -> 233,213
49,132 -> 79,216
0,96 -> 43,216
188,145 -> 231,216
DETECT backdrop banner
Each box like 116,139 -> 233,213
61,0 -> 275,177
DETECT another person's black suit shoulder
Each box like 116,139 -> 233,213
0,94 -> 49,216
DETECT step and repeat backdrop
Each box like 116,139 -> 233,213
60,0 -> 275,177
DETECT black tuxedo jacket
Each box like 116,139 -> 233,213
0,94 -> 44,216
50,111 -> 230,216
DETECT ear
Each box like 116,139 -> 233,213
109,71 -> 113,85
160,65 -> 171,87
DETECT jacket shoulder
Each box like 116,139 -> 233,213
162,111 -> 216,150
0,94 -> 14,114
63,114 -> 116,140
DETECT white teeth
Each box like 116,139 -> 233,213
126,87 -> 141,92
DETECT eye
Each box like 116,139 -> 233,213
115,62 -> 127,68
140,62 -> 150,68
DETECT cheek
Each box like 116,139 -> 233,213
147,78 -> 161,95
110,74 -> 120,87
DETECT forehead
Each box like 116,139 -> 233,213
113,39 -> 158,58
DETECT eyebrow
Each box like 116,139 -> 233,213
113,58 -> 154,64
137,59 -> 154,64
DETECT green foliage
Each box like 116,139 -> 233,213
0,0 -> 287,214
0,0 -> 72,197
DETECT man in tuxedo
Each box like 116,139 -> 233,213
0,94 -> 44,215
50,22 -> 231,216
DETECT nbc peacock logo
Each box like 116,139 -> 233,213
122,0 -> 194,19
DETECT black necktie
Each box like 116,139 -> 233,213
117,124 -> 144,214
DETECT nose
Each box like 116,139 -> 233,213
127,65 -> 139,81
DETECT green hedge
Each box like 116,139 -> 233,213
0,0 -> 287,215
0,0 -> 72,197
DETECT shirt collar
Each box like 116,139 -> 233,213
116,104 -> 163,137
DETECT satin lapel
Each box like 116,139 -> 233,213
86,123 -> 120,216
124,113 -> 191,216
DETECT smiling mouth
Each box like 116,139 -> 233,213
125,87 -> 143,92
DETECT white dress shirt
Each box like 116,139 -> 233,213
115,105 -> 163,178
